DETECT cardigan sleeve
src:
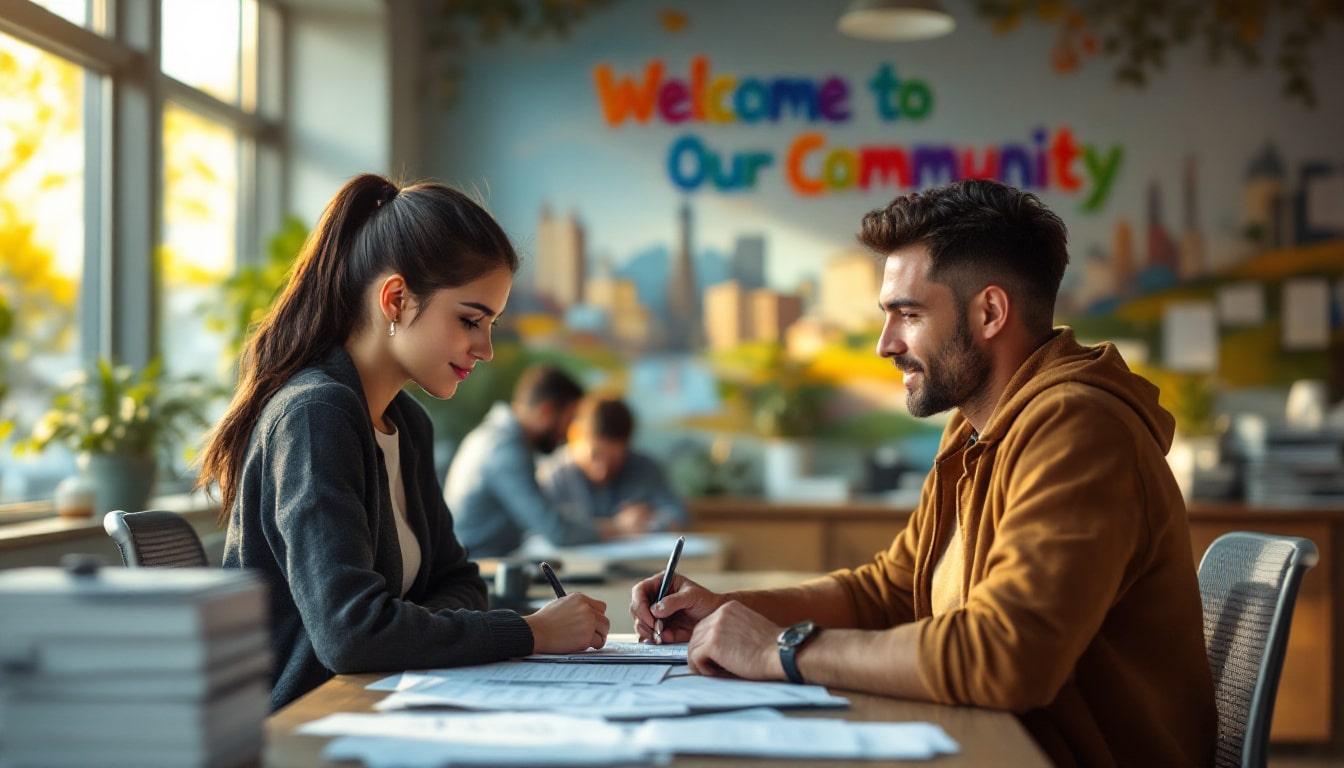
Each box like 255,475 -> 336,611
262,397 -> 533,674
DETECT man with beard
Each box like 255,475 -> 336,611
447,364 -> 615,557
630,179 -> 1217,767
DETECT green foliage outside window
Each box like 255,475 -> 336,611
13,357 -> 218,461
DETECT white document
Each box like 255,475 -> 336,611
306,713 -> 659,767
303,710 -> 958,763
301,711 -> 624,744
374,680 -> 690,719
397,661 -> 670,686
525,633 -> 687,664
324,737 -> 660,768
634,718 -> 959,759
641,674 -> 850,711
373,668 -> 848,718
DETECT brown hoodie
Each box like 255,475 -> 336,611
831,328 -> 1216,767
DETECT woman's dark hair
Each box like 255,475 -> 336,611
197,173 -> 519,521
857,178 -> 1069,336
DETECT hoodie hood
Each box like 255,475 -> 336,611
942,327 -> 1175,457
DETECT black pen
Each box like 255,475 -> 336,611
539,561 -> 565,598
655,536 -> 686,604
652,536 -> 686,644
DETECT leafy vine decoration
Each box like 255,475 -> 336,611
972,0 -> 1344,108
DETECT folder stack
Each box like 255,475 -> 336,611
0,559 -> 271,768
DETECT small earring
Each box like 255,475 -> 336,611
388,319 -> 397,337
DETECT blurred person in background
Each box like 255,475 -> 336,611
539,394 -> 686,536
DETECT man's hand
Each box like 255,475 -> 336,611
686,600 -> 786,680
523,593 -> 610,653
630,572 -> 726,644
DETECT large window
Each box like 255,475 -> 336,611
0,0 -> 285,505
0,32 -> 89,500
162,102 -> 239,385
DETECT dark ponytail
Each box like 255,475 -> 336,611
197,173 -> 519,522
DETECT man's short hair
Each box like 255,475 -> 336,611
857,179 -> 1069,334
574,396 -> 635,441
512,364 -> 584,409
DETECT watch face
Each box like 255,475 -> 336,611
779,620 -> 816,647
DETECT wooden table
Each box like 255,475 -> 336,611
692,497 -> 1344,745
265,572 -> 1051,767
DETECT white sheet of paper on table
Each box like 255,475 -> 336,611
304,710 -> 958,764
397,660 -> 670,685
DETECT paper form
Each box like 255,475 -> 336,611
303,710 -> 959,764
396,661 -> 670,686
640,674 -> 849,710
635,718 -> 959,759
525,633 -> 688,664
305,713 -> 658,768
374,680 -> 690,719
372,669 -> 847,718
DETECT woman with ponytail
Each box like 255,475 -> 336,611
197,174 -> 610,710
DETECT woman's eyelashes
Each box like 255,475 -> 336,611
459,315 -> 500,330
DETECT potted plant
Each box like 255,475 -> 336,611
716,346 -> 831,500
14,357 -> 217,515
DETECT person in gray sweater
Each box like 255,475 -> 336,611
446,364 -> 594,558
538,396 -> 687,533
196,173 -> 609,710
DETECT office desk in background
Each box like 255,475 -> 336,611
265,572 -> 1052,768
477,532 -> 731,582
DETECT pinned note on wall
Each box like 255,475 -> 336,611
1162,301 -> 1218,373
1217,282 -> 1265,327
1281,278 -> 1330,351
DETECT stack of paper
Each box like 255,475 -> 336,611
0,564 -> 271,768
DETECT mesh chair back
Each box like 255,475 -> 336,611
103,509 -> 210,568
1198,531 -> 1318,768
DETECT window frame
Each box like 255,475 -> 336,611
0,0 -> 287,506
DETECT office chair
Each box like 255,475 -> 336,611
103,509 -> 210,568
1198,531 -> 1318,768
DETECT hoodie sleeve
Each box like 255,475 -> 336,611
915,388 -> 1153,712
826,473 -> 935,629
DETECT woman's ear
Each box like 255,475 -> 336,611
378,274 -> 406,322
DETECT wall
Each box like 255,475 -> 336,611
288,4 -> 390,223
413,0 -> 1344,491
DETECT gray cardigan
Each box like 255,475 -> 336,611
222,346 -> 533,710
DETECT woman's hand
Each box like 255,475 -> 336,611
523,593 -> 610,653
630,572 -> 727,644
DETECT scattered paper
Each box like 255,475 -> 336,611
305,710 -> 959,765
397,661 -> 670,686
525,634 -> 687,664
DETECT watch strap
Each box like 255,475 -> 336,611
780,643 -> 806,684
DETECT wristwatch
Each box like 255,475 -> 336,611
777,620 -> 820,684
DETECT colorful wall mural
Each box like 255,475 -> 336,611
417,0 -> 1344,495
